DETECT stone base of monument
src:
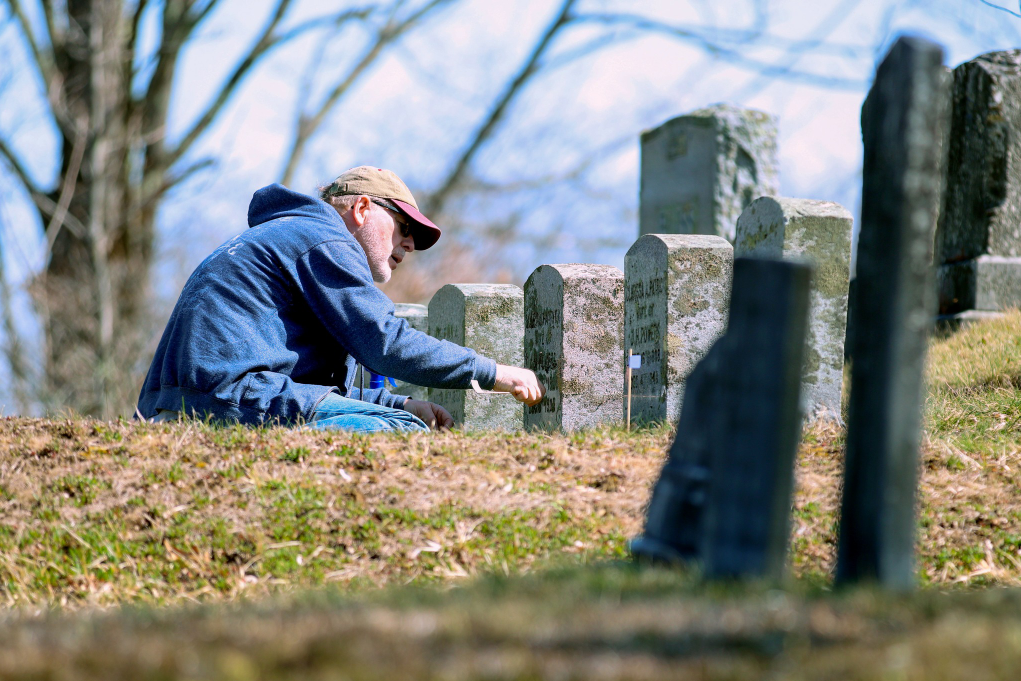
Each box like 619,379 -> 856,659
937,256 -> 1021,314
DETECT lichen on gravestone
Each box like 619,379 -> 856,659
624,234 -> 732,424
735,197 -> 853,420
428,284 -> 524,431
524,264 -> 624,432
639,103 -> 779,242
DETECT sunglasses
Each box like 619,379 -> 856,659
370,198 -> 413,238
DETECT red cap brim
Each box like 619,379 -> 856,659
392,199 -> 441,250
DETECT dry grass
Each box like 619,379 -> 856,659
4,568 -> 1021,680
1,311 -> 1021,677
3,301 -> 1021,609
0,419 -> 671,610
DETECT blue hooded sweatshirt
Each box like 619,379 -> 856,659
136,184 -> 498,425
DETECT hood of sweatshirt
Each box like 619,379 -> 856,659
247,183 -> 341,229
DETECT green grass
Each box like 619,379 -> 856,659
2,312 -> 1021,677
4,564 -> 1021,679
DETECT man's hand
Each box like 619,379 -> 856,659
403,399 -> 455,431
493,364 -> 546,406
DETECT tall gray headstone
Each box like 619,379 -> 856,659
735,197 -> 853,419
837,36 -> 950,590
937,50 -> 1021,316
428,284 -> 523,431
639,103 -> 779,242
389,303 -> 429,402
631,257 -> 812,580
624,234 -> 733,424
524,264 -> 624,432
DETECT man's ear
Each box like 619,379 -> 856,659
350,195 -> 372,227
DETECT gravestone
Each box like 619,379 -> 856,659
640,103 -> 779,242
630,257 -> 811,580
428,284 -> 523,431
624,234 -> 733,424
937,50 -> 1021,317
524,264 -> 624,432
836,36 -> 950,590
735,197 -> 853,419
389,303 -> 429,402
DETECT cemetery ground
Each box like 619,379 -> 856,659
2,312 -> 1021,677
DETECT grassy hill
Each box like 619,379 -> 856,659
1,311 -> 1020,677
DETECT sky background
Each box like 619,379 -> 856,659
2,0 -> 1021,411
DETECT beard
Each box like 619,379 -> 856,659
358,230 -> 393,284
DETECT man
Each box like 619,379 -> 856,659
136,166 -> 544,431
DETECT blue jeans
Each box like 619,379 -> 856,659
308,393 -> 429,433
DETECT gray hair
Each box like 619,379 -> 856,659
319,186 -> 359,213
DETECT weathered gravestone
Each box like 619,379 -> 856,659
388,303 -> 429,402
428,284 -> 523,431
837,36 -> 950,590
524,264 -> 624,432
639,103 -> 779,242
624,234 -> 733,424
735,197 -> 853,419
937,50 -> 1021,318
630,257 -> 812,579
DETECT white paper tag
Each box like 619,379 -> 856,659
470,380 -> 512,395
628,354 -> 642,369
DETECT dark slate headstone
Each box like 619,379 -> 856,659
936,50 -> 1021,316
836,36 -> 950,590
631,257 -> 811,580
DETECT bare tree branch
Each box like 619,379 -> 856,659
6,0 -> 55,86
166,2 -> 374,170
163,0 -> 293,167
979,0 -> 1021,18
38,0 -> 60,52
727,0 -> 865,102
572,11 -> 866,90
187,0 -> 223,26
146,157 -> 216,208
0,213 -> 33,414
41,123 -> 86,262
426,0 -> 576,215
269,6 -> 374,46
127,0 -> 150,77
279,0 -> 457,185
0,134 -> 42,196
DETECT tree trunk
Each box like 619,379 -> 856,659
37,0 -> 154,418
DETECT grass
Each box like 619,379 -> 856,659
1,311 -> 1021,677
0,419 -> 668,609
4,565 -> 1021,679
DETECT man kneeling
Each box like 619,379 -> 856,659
136,166 -> 544,432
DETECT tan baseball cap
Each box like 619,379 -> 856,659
321,166 -> 441,250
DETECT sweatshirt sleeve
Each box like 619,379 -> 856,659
349,387 -> 408,409
291,240 -> 499,391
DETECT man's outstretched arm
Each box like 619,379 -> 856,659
402,364 -> 545,431
493,364 -> 545,406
